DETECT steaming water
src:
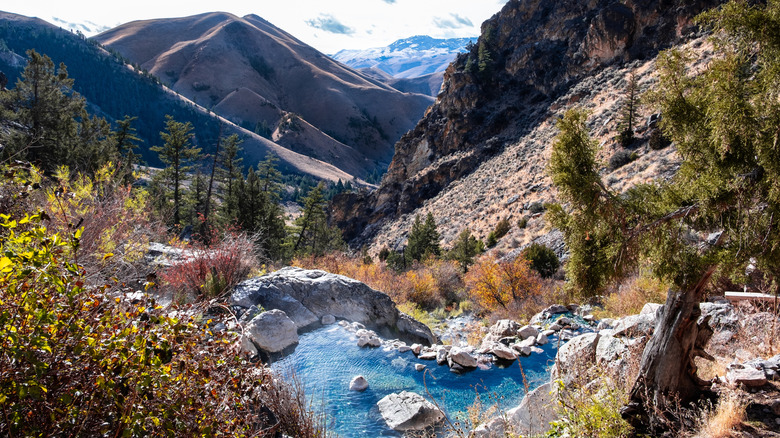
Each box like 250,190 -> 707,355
272,324 -> 561,437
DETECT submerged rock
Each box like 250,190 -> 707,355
377,391 -> 444,431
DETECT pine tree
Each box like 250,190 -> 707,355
618,71 -> 639,147
447,229 -> 484,273
150,115 -> 201,227
217,134 -> 244,224
1,50 -> 114,173
406,212 -> 441,263
547,1 -> 780,427
285,183 -> 343,258
112,115 -> 141,183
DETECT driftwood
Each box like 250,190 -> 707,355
622,267 -> 716,433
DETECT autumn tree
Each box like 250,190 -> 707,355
465,255 -> 542,312
547,1 -> 780,431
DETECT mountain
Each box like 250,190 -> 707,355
95,13 -> 434,178
332,0 -> 723,251
0,11 -> 362,183
332,36 -> 474,79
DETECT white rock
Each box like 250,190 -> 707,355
518,337 -> 536,348
448,346 -> 478,368
321,314 -> 336,325
640,302 -> 663,316
377,391 -> 444,431
471,416 -> 507,438
399,345 -> 412,353
436,348 -> 449,365
552,332 -> 600,381
518,325 -> 539,340
419,351 -> 438,360
536,333 -> 549,345
411,343 -> 423,355
726,364 -> 767,387
415,364 -> 426,371
349,375 -> 369,391
611,313 -> 656,338
492,343 -> 518,361
506,382 -> 557,435
243,309 -> 298,353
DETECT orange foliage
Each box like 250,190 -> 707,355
465,255 -> 543,312
291,253 -> 463,310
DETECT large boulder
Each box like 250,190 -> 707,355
377,391 -> 444,431
610,313 -> 656,337
448,346 -> 478,369
552,332 -> 600,381
243,310 -> 298,353
699,302 -> 738,329
506,382 -> 557,436
231,267 -> 436,345
481,319 -> 521,348
726,363 -> 767,387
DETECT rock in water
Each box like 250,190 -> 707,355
349,375 -> 369,391
448,346 -> 478,369
377,391 -> 444,431
231,267 -> 435,345
243,309 -> 298,353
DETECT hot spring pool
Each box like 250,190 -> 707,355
271,324 -> 560,437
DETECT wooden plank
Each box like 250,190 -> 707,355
724,291 -> 777,302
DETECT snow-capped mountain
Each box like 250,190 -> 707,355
48,16 -> 111,36
332,35 -> 474,79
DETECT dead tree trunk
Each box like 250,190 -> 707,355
623,267 -> 716,433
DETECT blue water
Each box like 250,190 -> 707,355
272,325 -> 560,437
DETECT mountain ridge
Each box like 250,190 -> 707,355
332,0 -> 724,250
95,12 -> 434,178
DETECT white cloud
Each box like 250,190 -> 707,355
7,0 -> 501,53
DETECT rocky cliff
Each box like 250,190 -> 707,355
333,0 -> 722,247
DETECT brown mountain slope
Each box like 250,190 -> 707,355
332,0 -> 723,249
96,12 -> 433,179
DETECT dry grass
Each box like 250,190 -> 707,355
692,393 -> 747,438
598,271 -> 670,318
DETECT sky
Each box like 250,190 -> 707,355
6,0 -> 507,54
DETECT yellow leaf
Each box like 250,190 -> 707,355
0,257 -> 12,272
102,253 -> 114,260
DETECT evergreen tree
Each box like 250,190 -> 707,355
150,115 -> 201,227
618,71 -> 639,147
285,183 -> 344,258
112,115 -> 141,183
447,229 -> 484,273
217,134 -> 244,224
548,1 -> 780,428
406,212 -> 441,263
1,50 -> 113,173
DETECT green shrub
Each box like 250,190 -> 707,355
529,202 -> 546,214
609,150 -> 638,170
522,243 -> 560,278
0,200 -> 322,437
517,216 -> 528,229
648,128 -> 671,150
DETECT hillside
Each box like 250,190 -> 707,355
95,13 -> 434,178
0,11 -> 362,183
332,0 -> 723,252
